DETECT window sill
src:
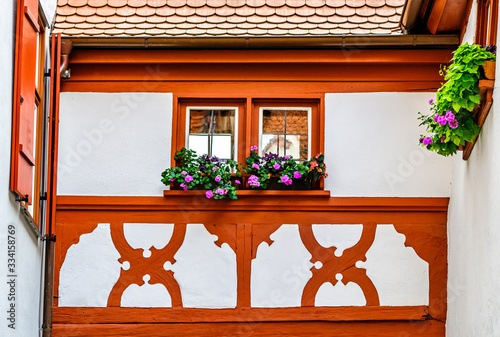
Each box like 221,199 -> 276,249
462,61 -> 495,160
163,189 -> 330,198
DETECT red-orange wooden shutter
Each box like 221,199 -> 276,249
11,0 -> 40,204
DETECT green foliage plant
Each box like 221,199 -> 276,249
418,43 -> 496,156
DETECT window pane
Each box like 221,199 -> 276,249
189,110 -> 209,133
261,134 -> 279,155
212,135 -> 233,160
299,135 -> 308,160
213,109 -> 234,134
285,135 -> 301,159
188,134 -> 209,156
262,110 -> 285,133
187,108 -> 237,161
286,110 -> 308,134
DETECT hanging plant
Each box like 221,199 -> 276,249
418,43 -> 496,156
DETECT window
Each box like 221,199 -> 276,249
174,98 -> 321,166
259,107 -> 311,161
186,106 -> 238,161
476,0 -> 498,45
11,0 -> 48,229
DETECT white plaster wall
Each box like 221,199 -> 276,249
447,5 -> 500,336
325,92 -> 453,197
57,92 -> 173,196
0,1 -> 56,336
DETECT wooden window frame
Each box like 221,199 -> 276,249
476,0 -> 499,46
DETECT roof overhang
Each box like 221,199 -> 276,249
60,34 -> 459,49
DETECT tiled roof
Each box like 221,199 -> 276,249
53,0 -> 405,37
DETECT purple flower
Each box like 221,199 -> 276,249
445,110 -> 455,122
181,170 -> 187,175
433,115 -> 440,123
293,171 -> 302,179
273,163 -> 280,170
248,175 -> 260,187
423,137 -> 433,145
215,188 -> 224,195
449,120 -> 458,129
215,175 -> 222,182
437,115 -> 447,125
252,163 -> 260,170
280,175 -> 293,186
185,175 -> 194,183
428,99 -> 434,104
206,190 -> 213,199
235,179 -> 241,184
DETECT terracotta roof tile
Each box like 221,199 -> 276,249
116,6 -> 136,15
307,15 -> 327,23
75,22 -> 96,28
136,6 -> 156,16
58,5 -> 77,15
216,6 -> 237,16
87,0 -> 108,7
105,14 -> 126,22
186,0 -> 207,7
246,0 -> 266,7
76,5 -> 98,15
268,14 -> 287,23
108,0 -> 128,7
326,0 -> 347,8
287,15 -> 307,23
227,15 -> 246,23
95,5 -> 117,16
206,0 -> 226,8
67,0 -> 88,7
55,0 -> 405,37
345,0 -> 366,8
235,6 -> 256,16
186,15 -> 207,23
147,0 -> 169,7
156,7 -> 175,16
177,6 -> 196,16
86,14 -> 107,22
287,0 -> 307,7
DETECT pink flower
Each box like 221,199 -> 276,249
180,183 -> 185,188
433,115 -> 440,123
280,175 -> 293,186
248,175 -> 260,187
212,167 -> 218,172
310,161 -> 318,168
423,137 -> 433,145
429,99 -> 434,104
445,110 -> 455,122
285,155 -> 290,159
437,115 -> 447,125
235,180 -> 241,184
293,171 -> 302,179
250,145 -> 258,151
215,175 -> 221,182
252,163 -> 260,170
169,178 -> 174,182
449,120 -> 458,129
206,190 -> 213,199
181,170 -> 187,175
185,175 -> 194,182
215,188 -> 224,195
441,136 -> 446,143
273,163 -> 280,170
